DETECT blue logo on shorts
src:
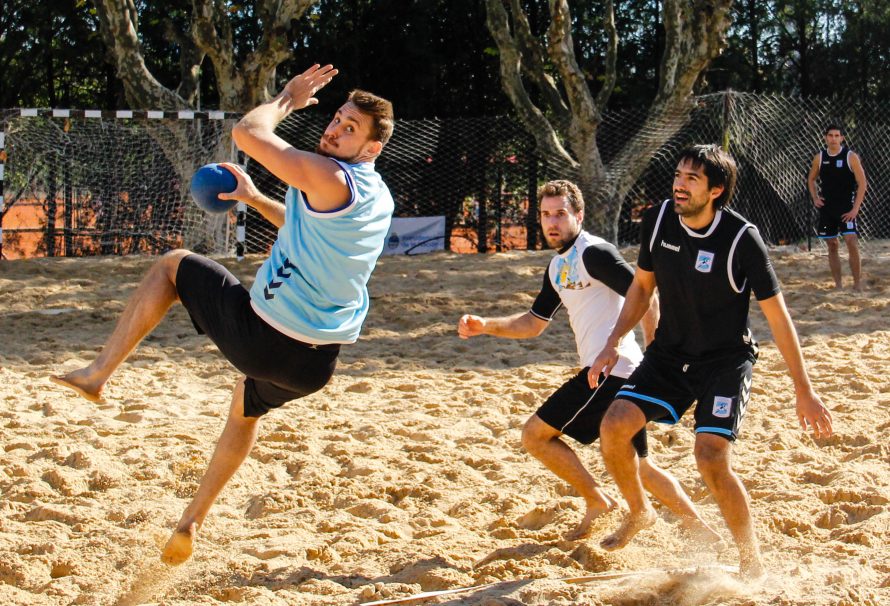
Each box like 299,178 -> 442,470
695,250 -> 715,273
713,396 -> 733,418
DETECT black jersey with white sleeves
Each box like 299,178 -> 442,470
638,200 -> 780,361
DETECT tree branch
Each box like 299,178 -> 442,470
507,0 -> 569,120
484,0 -> 577,167
162,19 -> 204,105
93,0 -> 187,109
594,0 -> 618,110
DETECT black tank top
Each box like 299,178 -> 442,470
818,146 -> 857,207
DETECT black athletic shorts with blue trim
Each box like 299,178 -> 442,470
175,254 -> 339,418
614,348 -> 755,441
536,368 -> 648,457
817,205 -> 859,238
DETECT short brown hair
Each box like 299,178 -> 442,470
348,89 -> 394,146
537,179 -> 584,213
677,145 -> 738,208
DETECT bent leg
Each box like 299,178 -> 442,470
599,399 -> 655,551
694,433 -> 763,578
826,238 -> 842,289
639,457 -> 722,546
51,249 -> 192,401
521,414 -> 615,539
162,378 -> 260,565
843,234 -> 861,290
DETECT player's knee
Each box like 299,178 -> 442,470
600,400 -> 643,443
694,439 -> 729,476
162,248 -> 193,264
521,415 -> 551,454
158,248 -> 192,277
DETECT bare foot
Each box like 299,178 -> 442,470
161,523 -> 197,565
600,506 -> 657,551
49,370 -> 105,403
739,553 -> 766,580
567,496 -> 616,540
679,517 -> 725,550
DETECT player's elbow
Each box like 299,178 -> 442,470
231,122 -> 251,150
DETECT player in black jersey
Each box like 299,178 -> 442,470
806,125 -> 868,290
457,180 -> 720,543
591,145 -> 833,578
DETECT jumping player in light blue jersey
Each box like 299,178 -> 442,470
50,64 -> 395,565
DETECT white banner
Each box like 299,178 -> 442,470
382,216 -> 446,256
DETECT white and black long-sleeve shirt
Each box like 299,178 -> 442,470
530,231 -> 643,379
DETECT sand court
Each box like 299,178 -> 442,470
0,244 -> 888,605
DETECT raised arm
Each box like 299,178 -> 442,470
807,153 -> 824,208
458,311 -> 548,340
231,64 -> 351,212
757,293 -> 832,438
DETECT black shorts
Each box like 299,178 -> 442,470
175,254 -> 339,417
817,204 -> 858,238
614,349 -> 755,441
536,368 -> 648,457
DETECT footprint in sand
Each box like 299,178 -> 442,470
517,505 -> 560,530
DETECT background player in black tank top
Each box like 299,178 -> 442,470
590,145 -> 833,579
807,124 -> 868,290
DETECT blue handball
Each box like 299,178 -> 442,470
190,163 -> 238,213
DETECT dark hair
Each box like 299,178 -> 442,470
537,179 -> 584,213
676,144 -> 738,208
824,124 -> 844,135
348,89 -> 394,146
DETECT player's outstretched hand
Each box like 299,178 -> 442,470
282,64 -> 339,111
588,345 -> 619,388
458,314 -> 486,339
217,163 -> 261,204
796,391 -> 833,438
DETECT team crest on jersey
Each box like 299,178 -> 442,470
712,396 -> 733,418
555,248 -> 587,290
836,160 -> 843,168
695,250 -> 715,273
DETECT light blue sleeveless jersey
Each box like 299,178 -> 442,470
249,159 -> 394,344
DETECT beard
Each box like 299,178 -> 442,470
316,143 -> 359,164
672,194 -> 709,217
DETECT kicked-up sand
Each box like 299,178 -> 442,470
0,242 -> 887,605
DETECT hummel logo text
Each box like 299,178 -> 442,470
660,240 -> 680,252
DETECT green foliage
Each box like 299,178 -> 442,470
1,1 -> 889,113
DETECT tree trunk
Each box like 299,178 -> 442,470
485,0 -> 733,242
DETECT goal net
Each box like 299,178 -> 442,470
0,109 -> 239,258
2,93 -> 888,259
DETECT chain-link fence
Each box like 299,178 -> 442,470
2,93 -> 887,260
